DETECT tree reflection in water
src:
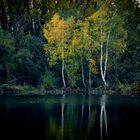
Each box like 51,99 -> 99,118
1,95 -> 140,140
100,95 -> 108,140
44,95 -> 97,140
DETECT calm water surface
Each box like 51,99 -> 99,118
0,94 -> 140,140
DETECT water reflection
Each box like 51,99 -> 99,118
81,95 -> 85,120
61,95 -> 65,139
88,95 -> 92,117
100,95 -> 108,140
44,95 -> 97,140
0,95 -> 140,140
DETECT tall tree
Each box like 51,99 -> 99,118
43,14 -> 73,87
88,1 -> 127,87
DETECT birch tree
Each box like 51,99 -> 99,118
68,20 -> 96,88
88,2 -> 127,87
77,20 -> 96,88
43,13 -> 73,88
78,21 -> 91,89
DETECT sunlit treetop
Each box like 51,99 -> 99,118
43,13 -> 74,44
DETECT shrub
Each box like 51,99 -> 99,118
41,70 -> 56,89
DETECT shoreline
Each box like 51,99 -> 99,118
0,87 -> 139,96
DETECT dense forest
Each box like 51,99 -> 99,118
0,0 -> 140,94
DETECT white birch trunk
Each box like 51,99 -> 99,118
62,47 -> 66,88
100,10 -> 108,87
100,43 -> 108,86
81,57 -> 86,88
103,27 -> 111,79
103,10 -> 116,85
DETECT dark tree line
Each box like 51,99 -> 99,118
0,0 -> 140,92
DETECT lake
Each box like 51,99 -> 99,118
0,94 -> 140,140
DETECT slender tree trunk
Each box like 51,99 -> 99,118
81,57 -> 86,88
88,70 -> 91,88
103,28 -> 111,78
6,64 -> 10,80
62,58 -> 66,88
102,11 -> 116,86
100,16 -> 108,87
30,0 -> 35,33
3,0 -> 9,29
37,10 -> 41,34
62,48 -> 66,88
100,43 -> 108,86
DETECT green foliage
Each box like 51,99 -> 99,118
13,33 -> 44,85
66,59 -> 80,88
41,70 -> 56,89
0,29 -> 15,82
19,85 -> 45,95
0,29 -> 14,47
43,13 -> 74,62
0,0 -> 139,92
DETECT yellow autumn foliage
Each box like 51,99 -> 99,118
88,58 -> 97,74
43,13 -> 73,44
